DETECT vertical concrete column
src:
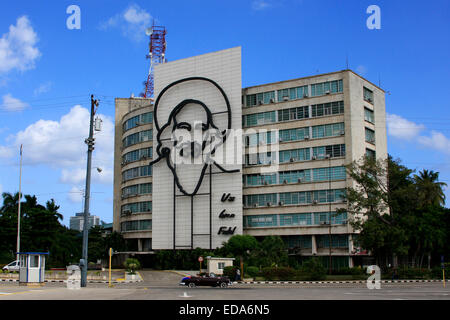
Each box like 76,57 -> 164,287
348,234 -> 354,267
138,239 -> 142,252
311,235 -> 317,255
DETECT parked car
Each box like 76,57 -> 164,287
179,273 -> 232,288
2,260 -> 20,272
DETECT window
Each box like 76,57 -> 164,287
121,219 -> 152,232
123,147 -> 152,163
312,166 -> 346,181
279,169 -> 311,183
279,213 -> 312,226
30,255 -> 39,268
279,127 -> 310,142
365,128 -> 375,144
283,235 -> 312,249
122,165 -> 152,182
279,148 -> 310,163
313,211 -> 347,225
244,214 -> 278,227
244,194 -> 277,207
121,201 -> 152,215
317,235 -> 348,248
123,130 -> 153,148
246,91 -> 275,107
243,111 -> 276,127
311,80 -> 343,97
312,144 -> 346,159
277,85 -> 309,102
363,87 -> 374,103
245,131 -> 276,146
277,106 -> 309,122
366,148 -> 376,159
123,112 -> 153,132
311,123 -> 344,139
218,262 -> 225,270
244,173 -> 277,186
245,152 -> 276,166
364,108 -> 374,123
311,101 -> 344,117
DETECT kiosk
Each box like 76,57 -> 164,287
17,252 -> 49,286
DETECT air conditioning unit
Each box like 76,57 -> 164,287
258,100 -> 263,105
122,209 -> 131,215
283,179 -> 288,184
264,181 -> 268,185
140,155 -> 147,160
289,157 -> 294,162
340,131 -> 345,135
278,201 -> 284,206
312,156 -> 317,160
312,200 -> 318,204
367,97 -> 372,103
253,203 -> 258,208
135,122 -> 142,126
298,178 -> 303,183
267,202 -> 272,207
121,194 -> 128,199
304,135 -> 310,140
320,221 -> 328,225
303,93 -> 308,98
270,98 -> 275,103
283,96 -> 289,101
325,90 -> 330,94
279,137 -> 283,142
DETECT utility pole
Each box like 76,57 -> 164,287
16,144 -> 23,261
81,95 -> 99,287
327,153 -> 332,275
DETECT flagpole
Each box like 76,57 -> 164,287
16,144 -> 22,261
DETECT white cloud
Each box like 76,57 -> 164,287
0,145 -> 14,158
68,186 -> 83,203
99,4 -> 152,42
33,81 -> 52,96
386,113 -> 425,140
0,16 -> 40,74
252,0 -> 272,10
0,183 -> 3,195
0,105 -> 114,185
0,93 -> 29,112
418,131 -> 450,155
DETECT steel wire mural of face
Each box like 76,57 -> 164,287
150,77 -> 239,196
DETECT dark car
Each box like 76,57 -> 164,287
179,273 -> 232,288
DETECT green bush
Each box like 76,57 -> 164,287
124,258 -> 141,274
335,267 -> 365,275
223,266 -> 237,279
431,266 -> 448,279
299,258 -> 327,281
261,267 -> 296,281
246,266 -> 259,278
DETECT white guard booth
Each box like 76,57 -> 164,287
17,252 -> 49,286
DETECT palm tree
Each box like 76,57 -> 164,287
413,170 -> 447,207
1,192 -> 20,213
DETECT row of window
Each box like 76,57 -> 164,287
123,112 -> 153,132
245,80 -> 343,107
121,219 -> 152,232
243,101 -> 344,127
245,144 -> 345,166
121,201 -> 152,215
122,147 -> 153,164
365,128 -> 375,144
363,87 -> 373,103
243,166 -> 346,186
122,129 -> 152,148
245,122 -> 345,146
282,235 -> 349,249
244,189 -> 346,207
122,165 -> 152,182
244,211 -> 347,228
122,183 -> 152,197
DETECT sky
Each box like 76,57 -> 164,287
0,0 -> 449,226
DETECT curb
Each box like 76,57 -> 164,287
0,278 -> 141,284
235,279 -> 449,285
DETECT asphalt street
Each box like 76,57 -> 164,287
0,270 -> 448,300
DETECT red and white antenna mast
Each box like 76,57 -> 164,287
141,22 -> 167,99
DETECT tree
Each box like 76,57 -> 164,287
253,236 -> 288,268
222,235 -> 258,278
413,170 -> 447,207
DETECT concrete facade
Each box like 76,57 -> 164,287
113,48 -> 387,268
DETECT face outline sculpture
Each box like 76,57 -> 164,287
151,77 -> 239,196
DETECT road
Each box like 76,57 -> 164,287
0,270 -> 448,300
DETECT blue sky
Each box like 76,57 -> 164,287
0,0 -> 449,226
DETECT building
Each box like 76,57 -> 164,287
113,47 -> 387,268
69,213 -> 100,232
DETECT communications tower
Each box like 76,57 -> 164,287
141,23 -> 167,99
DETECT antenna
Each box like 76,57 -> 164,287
140,21 -> 167,99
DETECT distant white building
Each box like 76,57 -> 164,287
70,213 -> 100,232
